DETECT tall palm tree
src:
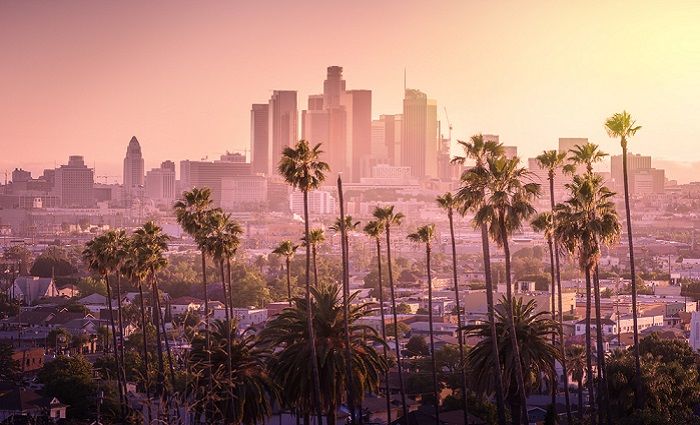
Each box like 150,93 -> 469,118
189,321 -> 279,423
534,149 -> 573,422
453,134 -> 507,425
302,228 -> 326,287
110,229 -> 130,403
278,139 -> 330,422
272,240 -> 299,305
436,192 -> 470,425
464,297 -> 559,425
605,111 -> 643,403
568,142 -> 608,175
261,284 -> 387,425
372,205 -> 408,421
83,234 -> 126,416
555,174 -> 621,423
174,187 -> 216,402
133,222 -> 173,401
566,344 -> 586,420
407,224 -> 440,423
363,219 -> 392,422
466,156 -> 540,425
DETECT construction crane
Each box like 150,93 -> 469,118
443,107 -> 453,142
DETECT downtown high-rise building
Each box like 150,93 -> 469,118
250,104 -> 269,175
301,66 -> 371,182
123,136 -> 145,194
145,160 -> 176,204
401,89 -> 438,178
53,155 -> 95,208
267,91 -> 298,176
371,114 -> 402,165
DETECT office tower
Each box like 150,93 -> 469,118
402,89 -> 438,178
300,67 -> 372,182
145,161 -> 176,204
220,175 -> 268,211
610,153 -> 652,187
343,89 -> 372,181
610,153 -> 663,195
268,90 -> 298,175
323,66 -> 346,109
250,104 -> 269,175
371,114 -> 402,165
123,136 -> 145,193
179,159 -> 252,207
53,155 -> 95,208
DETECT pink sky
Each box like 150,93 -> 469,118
1,1 -> 699,182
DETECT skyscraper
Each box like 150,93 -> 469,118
145,160 -> 176,204
123,136 -> 145,194
268,91 -> 298,175
402,89 -> 438,178
301,66 -> 372,182
250,104 -> 269,175
179,159 -> 252,207
54,155 -> 94,208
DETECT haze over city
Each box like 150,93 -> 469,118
4,2 -> 700,425
2,1 -> 699,181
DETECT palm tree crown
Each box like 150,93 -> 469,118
568,143 -> 607,174
604,110 -> 642,150
278,140 -> 330,191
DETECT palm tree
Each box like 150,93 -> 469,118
278,139 -> 330,422
363,219 -> 392,422
407,224 -> 440,423
174,187 -> 216,402
555,173 -> 621,423
109,229 -> 130,402
568,142 -> 607,174
465,297 -> 559,425
534,149 -> 573,422
372,205 -> 408,421
436,192 -> 470,424
453,134 -> 507,425
566,344 -> 587,420
83,234 -> 126,416
464,155 -> 540,425
189,321 -> 278,423
132,221 -> 173,402
272,240 -> 299,306
302,228 -> 326,287
261,284 -> 387,425
605,110 -> 643,403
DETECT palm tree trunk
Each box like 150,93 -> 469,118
584,267 -> 596,421
155,287 -> 179,423
337,176 -> 356,424
286,257 -> 293,306
115,273 -> 128,402
312,246 -> 319,288
621,142 -> 642,406
426,243 -> 440,424
219,260 -> 234,421
593,266 -> 609,425
549,175 -> 571,423
480,223 -> 507,425
136,280 -> 152,410
227,259 -> 235,323
375,237 -> 392,424
303,190 -> 324,425
104,274 -> 125,417
448,209 -> 470,425
577,378 -> 584,421
201,251 -> 213,419
499,216 -> 529,425
547,238 -> 557,409
386,225 -> 409,421
150,275 -> 166,399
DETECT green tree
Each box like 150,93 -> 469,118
465,298 -> 559,425
39,355 -> 96,419
605,110 -> 643,405
0,343 -> 19,381
453,133 -> 508,425
31,245 -> 76,277
278,139 -> 330,422
373,205 -> 409,420
407,223 -> 441,421
406,335 -> 430,356
272,240 -> 299,305
3,245 -> 32,275
261,284 -> 387,425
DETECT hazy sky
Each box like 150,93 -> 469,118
2,1 -> 699,182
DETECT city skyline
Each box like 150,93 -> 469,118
2,1 -> 700,182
